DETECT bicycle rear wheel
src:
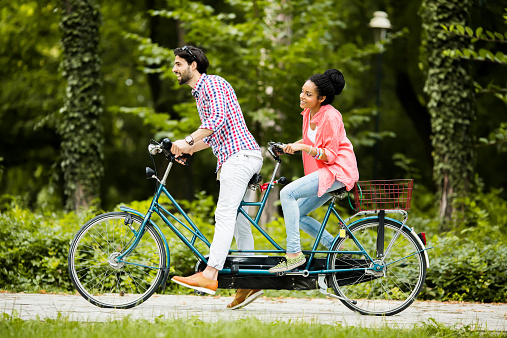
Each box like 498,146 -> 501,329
68,212 -> 167,309
328,218 -> 427,316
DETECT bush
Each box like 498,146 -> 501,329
0,206 -> 91,292
1,188 -> 506,303
420,236 -> 507,303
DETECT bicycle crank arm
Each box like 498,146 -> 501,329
284,269 -> 310,277
318,275 -> 357,305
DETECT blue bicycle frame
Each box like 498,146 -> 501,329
116,152 -> 430,278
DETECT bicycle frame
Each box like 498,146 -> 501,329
116,150 -> 429,279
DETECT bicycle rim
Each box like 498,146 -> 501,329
68,212 -> 166,309
329,219 -> 427,316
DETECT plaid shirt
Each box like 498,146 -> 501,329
191,74 -> 260,171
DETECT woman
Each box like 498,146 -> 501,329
269,69 -> 359,273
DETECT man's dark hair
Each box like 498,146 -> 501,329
308,69 -> 345,106
174,45 -> 209,74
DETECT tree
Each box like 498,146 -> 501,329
126,0 -> 383,183
0,1 -> 64,209
59,0 -> 104,210
441,9 -> 507,152
420,0 -> 476,221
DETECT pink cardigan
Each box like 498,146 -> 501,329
301,105 -> 359,196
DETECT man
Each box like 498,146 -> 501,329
170,45 -> 263,310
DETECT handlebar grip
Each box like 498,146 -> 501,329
162,138 -> 172,151
278,177 -> 288,185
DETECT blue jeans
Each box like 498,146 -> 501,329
280,171 -> 345,254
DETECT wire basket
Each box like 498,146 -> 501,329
353,179 -> 414,211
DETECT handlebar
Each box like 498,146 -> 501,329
267,141 -> 301,162
147,138 -> 290,189
149,138 -> 191,165
149,139 -> 295,165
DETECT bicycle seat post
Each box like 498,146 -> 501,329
268,161 -> 282,184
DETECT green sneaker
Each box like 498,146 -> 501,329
269,253 -> 306,273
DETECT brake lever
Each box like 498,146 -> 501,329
268,141 -> 302,156
174,153 -> 192,166
268,141 -> 286,156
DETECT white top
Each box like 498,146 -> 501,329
307,118 -> 317,144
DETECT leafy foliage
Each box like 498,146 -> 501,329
421,237 -> 507,303
420,0 -> 476,221
441,10 -> 507,154
58,0 -> 104,210
0,207 -> 91,291
127,0 -> 400,184
0,1 -> 65,209
441,11 -> 507,68
478,122 -> 507,152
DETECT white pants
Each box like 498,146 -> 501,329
207,150 -> 263,270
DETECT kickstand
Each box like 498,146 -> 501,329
318,275 -> 357,305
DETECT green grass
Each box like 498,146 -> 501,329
0,316 -> 499,338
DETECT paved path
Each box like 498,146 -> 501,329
1,293 -> 506,331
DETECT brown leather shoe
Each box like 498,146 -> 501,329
227,289 -> 263,310
171,272 -> 218,295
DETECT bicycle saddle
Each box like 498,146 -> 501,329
328,187 -> 347,198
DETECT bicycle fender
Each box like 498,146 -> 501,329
119,206 -> 171,269
409,228 -> 430,268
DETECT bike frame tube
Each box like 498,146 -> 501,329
156,185 -> 211,247
219,267 -> 367,276
235,200 -> 284,251
151,184 -> 212,263
117,179 -> 212,267
304,197 -> 337,269
230,160 -> 285,252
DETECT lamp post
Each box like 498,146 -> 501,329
369,11 -> 391,179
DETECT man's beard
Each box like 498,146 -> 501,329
178,68 -> 192,85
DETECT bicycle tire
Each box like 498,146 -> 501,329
68,212 -> 167,309
328,218 -> 427,316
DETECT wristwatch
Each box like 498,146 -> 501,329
184,135 -> 194,146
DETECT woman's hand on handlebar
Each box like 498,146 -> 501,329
283,143 -> 305,155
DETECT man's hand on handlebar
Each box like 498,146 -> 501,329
168,139 -> 193,166
171,139 -> 191,157
174,156 -> 191,166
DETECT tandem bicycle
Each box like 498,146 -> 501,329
68,139 -> 430,316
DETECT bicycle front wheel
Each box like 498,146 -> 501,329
328,218 -> 427,316
68,212 -> 167,309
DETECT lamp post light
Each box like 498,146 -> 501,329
369,11 -> 391,179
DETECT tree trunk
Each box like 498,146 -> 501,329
60,0 -> 104,210
420,0 -> 476,222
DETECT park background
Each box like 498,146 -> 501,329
0,0 -> 506,303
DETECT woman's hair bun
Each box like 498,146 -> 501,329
324,69 -> 345,96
